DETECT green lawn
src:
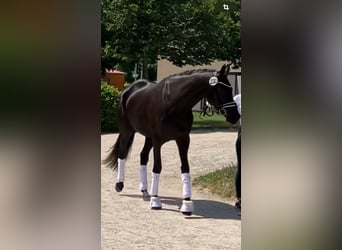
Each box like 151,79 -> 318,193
192,112 -> 238,198
192,111 -> 238,129
193,166 -> 237,199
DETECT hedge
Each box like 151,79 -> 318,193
101,82 -> 121,132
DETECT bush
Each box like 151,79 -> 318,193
101,82 -> 121,132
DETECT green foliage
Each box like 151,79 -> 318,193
193,166 -> 237,199
102,0 -> 241,75
101,82 -> 121,132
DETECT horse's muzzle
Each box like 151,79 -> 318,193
225,113 -> 240,124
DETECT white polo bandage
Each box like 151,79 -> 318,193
150,173 -> 160,196
139,165 -> 148,191
181,173 -> 191,198
117,158 -> 125,182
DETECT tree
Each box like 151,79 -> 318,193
101,0 -> 240,79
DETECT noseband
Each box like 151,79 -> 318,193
218,100 -> 237,116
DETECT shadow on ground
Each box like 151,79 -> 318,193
190,128 -> 238,134
120,194 -> 240,220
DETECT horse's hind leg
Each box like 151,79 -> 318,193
140,137 -> 152,200
115,128 -> 135,192
176,135 -> 193,215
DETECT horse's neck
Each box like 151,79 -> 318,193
165,75 -> 210,112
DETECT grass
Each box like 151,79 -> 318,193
192,111 -> 238,129
192,166 -> 237,199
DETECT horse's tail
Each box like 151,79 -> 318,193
102,135 -> 121,170
102,131 -> 135,171
103,83 -> 139,170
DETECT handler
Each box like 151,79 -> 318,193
233,93 -> 241,210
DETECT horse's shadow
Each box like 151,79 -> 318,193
120,194 -> 240,220
190,128 -> 238,134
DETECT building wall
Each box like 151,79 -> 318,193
157,59 -> 241,81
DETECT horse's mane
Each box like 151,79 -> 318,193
160,69 -> 216,83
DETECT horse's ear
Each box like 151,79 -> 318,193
219,64 -> 227,76
224,64 -> 231,76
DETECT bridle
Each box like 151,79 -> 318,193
208,74 -> 237,116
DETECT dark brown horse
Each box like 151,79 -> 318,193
103,64 -> 240,215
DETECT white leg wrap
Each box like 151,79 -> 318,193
181,173 -> 191,198
139,165 -> 148,191
150,173 -> 160,196
117,158 -> 125,182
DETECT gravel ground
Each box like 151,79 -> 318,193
101,130 -> 241,250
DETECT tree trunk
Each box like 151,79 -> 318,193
142,56 -> 149,80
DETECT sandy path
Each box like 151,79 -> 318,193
101,131 -> 241,250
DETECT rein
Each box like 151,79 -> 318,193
200,100 -> 237,117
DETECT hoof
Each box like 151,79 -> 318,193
151,207 -> 162,210
180,200 -> 193,216
141,190 -> 150,201
150,196 -> 162,210
115,182 -> 124,192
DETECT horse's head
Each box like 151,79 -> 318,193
206,64 -> 240,124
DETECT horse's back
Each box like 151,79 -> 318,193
121,80 -> 154,111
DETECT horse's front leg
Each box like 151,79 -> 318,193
176,135 -> 193,216
149,141 -> 162,210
